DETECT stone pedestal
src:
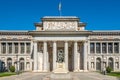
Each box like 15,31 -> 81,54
53,62 -> 68,73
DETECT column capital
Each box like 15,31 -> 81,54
33,40 -> 38,43
52,40 -> 57,43
64,41 -> 69,43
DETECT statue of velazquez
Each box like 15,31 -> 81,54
57,49 -> 64,63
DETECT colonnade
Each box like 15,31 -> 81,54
33,40 -> 88,72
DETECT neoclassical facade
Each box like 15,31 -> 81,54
0,16 -> 120,72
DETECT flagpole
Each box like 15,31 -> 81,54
59,1 -> 62,16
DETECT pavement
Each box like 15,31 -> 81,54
0,72 -> 119,80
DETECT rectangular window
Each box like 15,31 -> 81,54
20,43 -> 25,54
102,43 -> 107,53
90,43 -> 95,53
108,43 -> 113,53
8,43 -> 12,54
1,43 -> 6,54
96,43 -> 101,53
14,43 -> 18,54
26,43 -> 31,54
114,43 -> 119,53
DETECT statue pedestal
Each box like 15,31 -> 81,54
53,62 -> 68,73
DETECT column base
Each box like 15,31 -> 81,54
43,69 -> 49,72
33,70 -> 43,72
73,69 -> 81,72
74,69 -> 88,72
83,70 -> 88,72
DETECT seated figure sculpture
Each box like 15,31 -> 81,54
57,49 -> 64,63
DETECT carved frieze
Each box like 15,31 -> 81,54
43,21 -> 77,31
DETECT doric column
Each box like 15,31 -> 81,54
53,41 -> 57,70
83,41 -> 88,71
94,42 -> 96,54
64,41 -> 68,70
113,42 -> 114,54
6,42 -> 7,54
24,42 -> 26,54
101,42 -> 102,54
43,41 -> 48,72
106,42 -> 108,54
33,41 -> 38,72
18,42 -> 20,54
74,41 -> 80,72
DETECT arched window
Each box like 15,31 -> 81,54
96,57 -> 101,70
19,58 -> 24,71
7,58 -> 12,70
108,57 -> 113,69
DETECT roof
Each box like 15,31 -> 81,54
43,16 -> 78,18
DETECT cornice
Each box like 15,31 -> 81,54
91,31 -> 120,35
0,31 -> 30,35
29,31 -> 92,35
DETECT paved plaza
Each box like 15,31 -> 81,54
0,72 -> 119,80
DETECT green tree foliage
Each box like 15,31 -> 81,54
106,66 -> 112,73
9,66 -> 15,72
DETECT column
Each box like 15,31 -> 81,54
12,42 -> 14,54
101,42 -> 102,54
24,42 -> 26,54
83,41 -> 88,71
74,41 -> 79,71
113,42 -> 114,54
6,42 -> 7,54
95,42 -> 96,54
53,41 -> 57,70
88,41 -> 90,54
64,41 -> 68,70
106,42 -> 108,54
43,41 -> 48,72
18,42 -> 20,54
33,41 -> 38,72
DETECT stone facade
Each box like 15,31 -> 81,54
0,16 -> 120,72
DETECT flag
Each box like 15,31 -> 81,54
59,1 -> 61,11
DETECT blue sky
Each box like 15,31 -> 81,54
0,0 -> 120,30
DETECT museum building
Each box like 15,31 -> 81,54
0,16 -> 120,72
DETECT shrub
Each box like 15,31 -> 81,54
9,66 -> 15,72
106,66 -> 112,73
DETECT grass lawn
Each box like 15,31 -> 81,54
107,72 -> 120,78
0,72 -> 16,77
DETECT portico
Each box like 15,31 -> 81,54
28,16 -> 91,73
33,40 -> 88,72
